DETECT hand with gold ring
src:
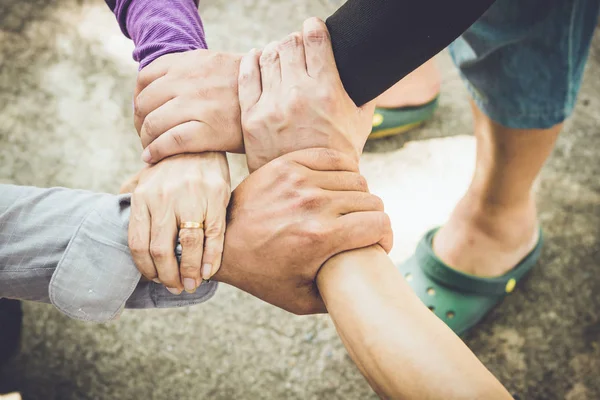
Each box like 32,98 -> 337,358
127,152 -> 230,294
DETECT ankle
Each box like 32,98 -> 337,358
453,191 -> 538,244
375,61 -> 441,109
433,193 -> 539,277
376,82 -> 440,109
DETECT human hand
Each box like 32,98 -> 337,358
213,148 -> 392,315
134,50 -> 244,163
128,153 -> 230,294
238,17 -> 375,172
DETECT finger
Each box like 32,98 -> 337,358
283,148 -> 358,172
139,97 -> 197,149
149,206 -> 182,293
308,170 -> 369,192
277,32 -> 307,83
334,211 -> 394,254
302,17 -> 338,79
136,54 -> 175,93
259,41 -> 281,95
200,194 -> 229,280
329,191 -> 384,215
128,194 -> 158,281
134,75 -> 175,134
238,49 -> 262,115
142,121 -> 242,164
177,216 -> 205,294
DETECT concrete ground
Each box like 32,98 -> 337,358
0,0 -> 599,399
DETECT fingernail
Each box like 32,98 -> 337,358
183,278 -> 197,293
141,148 -> 152,163
152,278 -> 161,284
166,287 -> 182,295
202,263 -> 212,280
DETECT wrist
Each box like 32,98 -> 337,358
316,245 -> 385,294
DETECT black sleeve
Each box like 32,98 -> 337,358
326,0 -> 496,106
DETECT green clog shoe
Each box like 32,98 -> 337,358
370,96 -> 439,140
399,227 -> 543,336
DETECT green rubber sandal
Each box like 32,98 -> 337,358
370,96 -> 439,140
399,227 -> 544,336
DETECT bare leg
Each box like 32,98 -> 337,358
375,58 -> 441,108
433,101 -> 562,277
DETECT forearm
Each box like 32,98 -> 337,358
326,0 -> 497,105
106,0 -> 206,68
316,246 -> 512,399
109,0 -> 495,97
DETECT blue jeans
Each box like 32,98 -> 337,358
450,0 -> 600,129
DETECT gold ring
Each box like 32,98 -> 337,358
180,221 -> 203,229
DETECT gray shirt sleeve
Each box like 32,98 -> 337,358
0,184 -> 217,323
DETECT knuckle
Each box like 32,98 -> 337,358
211,51 -> 227,66
141,116 -> 158,140
155,185 -> 171,200
170,129 -> 187,150
289,171 -> 307,188
317,88 -> 336,106
194,85 -> 210,99
320,148 -> 343,168
179,268 -> 198,279
137,70 -> 150,89
133,95 -> 145,118
206,181 -> 231,203
382,212 -> 392,231
286,87 -> 307,113
271,157 -> 290,173
204,220 -> 226,238
278,32 -> 302,51
259,45 -> 279,66
182,175 -> 203,192
304,27 -> 330,44
128,237 -> 145,255
279,167 -> 307,191
301,220 -> 328,242
297,190 -> 324,210
242,115 -> 263,134
149,243 -> 170,259
262,106 -> 282,125
372,195 -> 385,211
179,229 -> 202,248
373,212 -> 392,233
355,175 -> 369,192
238,69 -> 253,85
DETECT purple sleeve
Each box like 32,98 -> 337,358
106,0 -> 207,69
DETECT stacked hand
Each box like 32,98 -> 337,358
124,153 -> 230,294
238,18 -> 375,171
124,18 -> 387,311
126,49 -> 241,292
215,148 -> 391,314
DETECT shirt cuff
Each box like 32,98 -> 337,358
49,193 -> 217,323
125,0 -> 208,68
